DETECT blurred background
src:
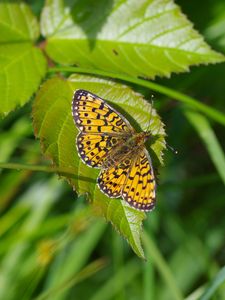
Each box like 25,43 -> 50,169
0,0 -> 225,299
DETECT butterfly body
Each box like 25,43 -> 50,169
102,132 -> 150,169
72,89 -> 156,212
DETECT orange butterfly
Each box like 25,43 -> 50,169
72,90 -> 156,211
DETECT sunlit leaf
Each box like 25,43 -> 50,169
41,0 -> 224,79
33,75 -> 166,258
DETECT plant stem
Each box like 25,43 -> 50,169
0,162 -> 73,173
0,162 -> 95,182
48,66 -> 225,126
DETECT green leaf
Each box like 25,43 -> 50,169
41,0 -> 224,79
32,75 -> 165,258
0,0 -> 39,42
0,0 -> 47,115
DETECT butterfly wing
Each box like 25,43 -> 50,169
72,89 -> 134,167
97,156 -> 132,198
76,132 -> 128,168
72,89 -> 134,134
98,148 -> 156,211
122,149 -> 156,211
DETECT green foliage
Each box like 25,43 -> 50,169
185,110 -> 225,184
204,3 -> 225,50
0,0 -> 225,299
199,266 -> 225,300
0,0 -> 46,115
41,0 -> 224,78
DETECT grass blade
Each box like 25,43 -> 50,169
90,259 -> 141,300
143,231 -> 184,300
185,110 -> 225,184
199,266 -> 225,300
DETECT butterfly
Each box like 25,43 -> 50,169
72,89 -> 156,211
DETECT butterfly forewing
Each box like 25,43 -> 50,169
72,89 -> 134,168
72,90 -> 133,134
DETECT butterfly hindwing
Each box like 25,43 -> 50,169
98,149 -> 155,211
97,157 -> 132,198
122,149 -> 156,211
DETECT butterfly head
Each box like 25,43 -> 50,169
135,132 -> 151,146
144,131 -> 151,140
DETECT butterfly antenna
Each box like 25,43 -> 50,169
152,104 -> 177,154
144,95 -> 177,155
166,143 -> 178,154
157,138 -> 178,154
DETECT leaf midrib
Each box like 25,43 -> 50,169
47,37 -> 223,59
